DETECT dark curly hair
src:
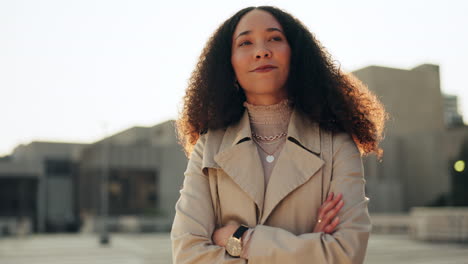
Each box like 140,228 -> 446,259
176,6 -> 388,159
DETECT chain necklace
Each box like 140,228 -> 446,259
252,137 -> 285,163
252,132 -> 287,142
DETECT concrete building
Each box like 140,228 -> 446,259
443,94 -> 465,127
353,63 -> 467,213
0,120 -> 187,234
77,120 -> 187,232
0,142 -> 87,233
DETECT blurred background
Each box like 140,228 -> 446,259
0,0 -> 467,263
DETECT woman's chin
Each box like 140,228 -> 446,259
244,90 -> 287,104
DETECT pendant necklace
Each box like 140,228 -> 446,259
252,137 -> 285,163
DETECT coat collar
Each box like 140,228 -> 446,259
218,106 -> 321,154
207,106 -> 325,224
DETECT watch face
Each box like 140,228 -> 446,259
226,237 -> 242,256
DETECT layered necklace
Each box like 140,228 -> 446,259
243,99 -> 292,163
251,132 -> 287,163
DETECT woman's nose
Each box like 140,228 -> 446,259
255,47 -> 272,59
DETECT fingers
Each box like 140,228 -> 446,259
317,193 -> 343,220
323,217 -> 340,234
318,200 -> 343,234
322,193 -> 342,213
314,193 -> 344,234
322,199 -> 344,224
313,214 -> 340,234
317,192 -> 333,216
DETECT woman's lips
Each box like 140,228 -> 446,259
252,66 -> 277,73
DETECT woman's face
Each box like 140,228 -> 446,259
231,9 -> 291,105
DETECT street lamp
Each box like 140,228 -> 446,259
100,125 -> 110,245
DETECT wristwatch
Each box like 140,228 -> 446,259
225,225 -> 249,257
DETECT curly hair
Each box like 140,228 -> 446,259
176,6 -> 388,159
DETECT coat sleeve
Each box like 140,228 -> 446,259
171,134 -> 247,264
246,132 -> 372,264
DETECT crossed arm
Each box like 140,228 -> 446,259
171,133 -> 371,264
211,191 -> 344,258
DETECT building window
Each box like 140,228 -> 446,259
45,159 -> 72,175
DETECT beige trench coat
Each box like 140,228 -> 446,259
171,107 -> 371,264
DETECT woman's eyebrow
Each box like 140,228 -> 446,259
235,27 -> 283,40
266,27 -> 283,33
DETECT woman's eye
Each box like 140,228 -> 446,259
239,41 -> 252,47
238,36 -> 282,47
271,36 -> 283,41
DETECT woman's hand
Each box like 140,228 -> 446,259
212,224 -> 241,247
313,192 -> 344,234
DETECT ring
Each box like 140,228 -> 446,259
317,219 -> 322,223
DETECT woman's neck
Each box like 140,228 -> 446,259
244,90 -> 288,106
243,98 -> 292,124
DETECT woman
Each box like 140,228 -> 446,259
172,6 -> 387,264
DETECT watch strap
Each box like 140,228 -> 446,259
233,225 -> 249,240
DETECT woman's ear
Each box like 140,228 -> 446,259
234,79 -> 240,91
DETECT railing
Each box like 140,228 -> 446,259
409,207 -> 468,243
0,217 -> 32,236
80,216 -> 172,233
370,213 -> 410,234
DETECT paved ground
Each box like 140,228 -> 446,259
365,234 -> 468,264
0,233 -> 467,263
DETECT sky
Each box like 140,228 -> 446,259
0,0 -> 467,156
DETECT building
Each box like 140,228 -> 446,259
353,63 -> 468,212
0,120 -> 187,235
443,93 -> 465,127
0,142 -> 87,233
77,120 -> 187,232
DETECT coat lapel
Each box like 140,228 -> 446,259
259,140 -> 324,224
209,106 -> 325,224
260,108 -> 325,224
213,110 -> 265,214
